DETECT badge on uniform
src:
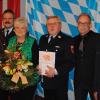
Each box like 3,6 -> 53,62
55,46 -> 60,48
55,46 -> 61,52
57,35 -> 61,39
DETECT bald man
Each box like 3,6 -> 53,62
73,13 -> 97,100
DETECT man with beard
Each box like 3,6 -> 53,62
0,9 -> 15,52
0,9 -> 15,100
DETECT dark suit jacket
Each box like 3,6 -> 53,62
74,30 -> 98,89
93,34 -> 100,91
0,28 -> 15,52
39,31 -> 73,89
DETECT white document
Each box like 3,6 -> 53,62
39,51 -> 55,75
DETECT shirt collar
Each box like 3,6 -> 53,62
7,27 -> 13,34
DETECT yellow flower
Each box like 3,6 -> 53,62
9,70 -> 13,75
22,65 -> 28,69
26,61 -> 33,66
17,65 -> 22,71
4,50 -> 11,54
13,68 -> 16,73
3,66 -> 10,75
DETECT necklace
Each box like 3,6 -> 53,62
16,42 -> 23,51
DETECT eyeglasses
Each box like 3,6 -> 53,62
78,22 -> 90,26
47,22 -> 61,26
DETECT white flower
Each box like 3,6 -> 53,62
26,62 -> 33,66
24,69 -> 28,72
22,65 -> 28,70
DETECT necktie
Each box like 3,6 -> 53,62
79,37 -> 84,52
6,30 -> 9,37
48,36 -> 53,43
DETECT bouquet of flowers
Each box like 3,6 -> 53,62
0,49 -> 37,92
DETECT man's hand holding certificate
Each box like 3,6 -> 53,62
39,51 -> 57,77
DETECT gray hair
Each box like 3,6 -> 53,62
14,17 -> 28,27
46,16 -> 61,25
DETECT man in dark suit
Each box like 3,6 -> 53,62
93,35 -> 100,100
73,13 -> 97,100
38,16 -> 73,100
0,9 -> 15,100
0,9 -> 15,52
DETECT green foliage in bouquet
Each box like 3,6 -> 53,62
0,49 -> 38,91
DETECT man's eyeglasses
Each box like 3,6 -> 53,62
78,22 -> 90,26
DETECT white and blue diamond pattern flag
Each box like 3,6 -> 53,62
26,0 -> 100,100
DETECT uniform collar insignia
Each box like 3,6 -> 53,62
57,35 -> 61,39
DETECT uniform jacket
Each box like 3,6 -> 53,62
0,28 -> 15,51
74,30 -> 97,89
39,31 -> 73,89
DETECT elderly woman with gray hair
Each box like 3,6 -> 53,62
7,17 -> 39,100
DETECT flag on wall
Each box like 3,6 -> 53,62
26,0 -> 100,41
26,0 -> 100,100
